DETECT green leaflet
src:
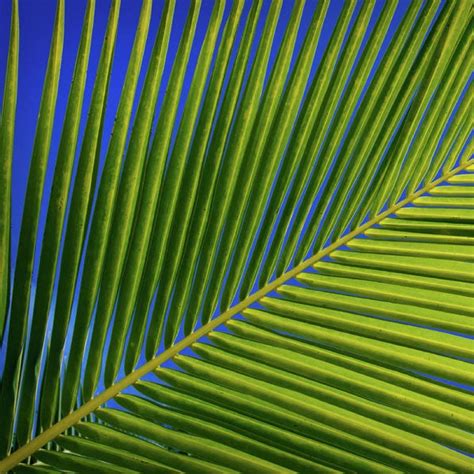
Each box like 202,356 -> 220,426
55,435 -> 176,473
95,408 -> 252,473
211,329 -> 473,437
135,380 -> 338,473
116,394 -> 293,473
364,1 -> 466,219
32,0 -> 122,431
217,0 -> 334,312
192,341 -> 473,466
315,256 -> 474,295
0,0 -> 18,342
0,0 -> 64,458
43,0 -> 121,420
156,368 -> 394,473
170,355 -> 468,472
34,449 -> 135,474
408,34 -> 471,192
245,306 -> 473,386
389,4 -> 470,203
61,0 -> 175,413
312,0 -> 445,252
275,286 -> 473,350
445,128 -> 473,174
75,422 -> 230,473
244,0 -> 377,296
124,0 -> 247,372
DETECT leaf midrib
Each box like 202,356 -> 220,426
1,159 -> 472,471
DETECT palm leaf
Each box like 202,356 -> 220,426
0,0 -> 472,472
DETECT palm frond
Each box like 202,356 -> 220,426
0,0 -> 472,471
5,169 -> 473,472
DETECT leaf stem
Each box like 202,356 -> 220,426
0,159 -> 472,471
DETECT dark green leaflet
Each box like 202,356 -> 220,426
61,0 -> 175,411
117,392 -> 325,473
209,330 -> 472,448
0,0 -> 64,458
364,1 -> 466,218
55,435 -> 177,473
0,0 -> 18,342
407,32 -> 471,192
160,0 -> 263,344
168,353 -> 470,472
388,4 -> 470,204
257,0 -> 397,284
427,83 -> 473,183
75,422 -> 230,473
242,0 -> 416,297
226,319 -> 473,410
156,368 -> 394,473
235,0 -> 398,300
278,0 -> 396,268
